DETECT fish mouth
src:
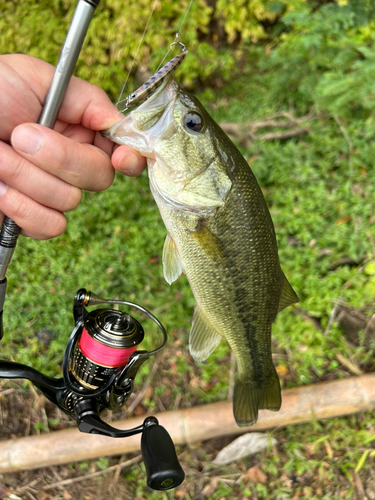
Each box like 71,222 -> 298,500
101,80 -> 178,156
103,119 -> 154,157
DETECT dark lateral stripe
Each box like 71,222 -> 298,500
235,290 -> 265,383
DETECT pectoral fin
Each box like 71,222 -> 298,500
163,234 -> 183,285
189,223 -> 227,263
277,274 -> 299,313
189,305 -> 222,362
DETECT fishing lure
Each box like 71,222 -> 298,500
118,40 -> 188,112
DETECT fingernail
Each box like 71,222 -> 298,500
12,125 -> 44,155
118,151 -> 140,174
0,180 -> 8,197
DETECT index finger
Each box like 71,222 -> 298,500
1,54 -> 124,132
58,79 -> 125,131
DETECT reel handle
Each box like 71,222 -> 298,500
141,419 -> 185,490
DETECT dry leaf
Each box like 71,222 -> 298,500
335,215 -> 351,225
134,405 -> 145,416
247,465 -> 267,484
37,493 -> 52,500
62,491 -> 72,500
175,488 -> 187,498
0,485 -> 9,499
212,432 -> 277,465
202,477 -> 219,497
276,364 -> 289,379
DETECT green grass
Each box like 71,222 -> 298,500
6,76 -> 375,382
56,411 -> 374,499
3,52 -> 375,499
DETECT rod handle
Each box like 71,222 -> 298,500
0,0 -> 100,266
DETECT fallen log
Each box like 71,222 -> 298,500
1,373 -> 375,473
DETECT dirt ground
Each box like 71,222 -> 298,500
0,375 -> 246,500
2,306 -> 375,500
0,341 -> 238,500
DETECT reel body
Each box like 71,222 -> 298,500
0,289 -> 184,491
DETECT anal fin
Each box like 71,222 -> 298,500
189,306 -> 222,362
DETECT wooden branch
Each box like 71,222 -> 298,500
220,111 -> 314,146
1,374 -> 375,473
219,123 -> 256,144
257,127 -> 311,142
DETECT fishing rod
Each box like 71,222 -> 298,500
0,0 -> 184,491
0,0 -> 102,338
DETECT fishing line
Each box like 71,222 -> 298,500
116,0 -> 195,108
177,0 -> 195,37
116,0 -> 159,106
155,0 -> 195,73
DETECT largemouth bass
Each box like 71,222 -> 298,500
104,79 -> 299,426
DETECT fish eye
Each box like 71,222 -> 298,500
183,112 -> 205,133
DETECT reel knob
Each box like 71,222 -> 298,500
141,417 -> 185,490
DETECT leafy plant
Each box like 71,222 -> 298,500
255,1 -> 375,118
0,0 -> 285,99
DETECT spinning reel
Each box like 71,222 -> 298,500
0,288 -> 184,490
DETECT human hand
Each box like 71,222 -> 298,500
0,54 -> 146,240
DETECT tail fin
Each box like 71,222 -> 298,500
233,372 -> 281,427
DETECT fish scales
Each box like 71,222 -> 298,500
104,79 -> 299,426
157,139 -> 284,423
